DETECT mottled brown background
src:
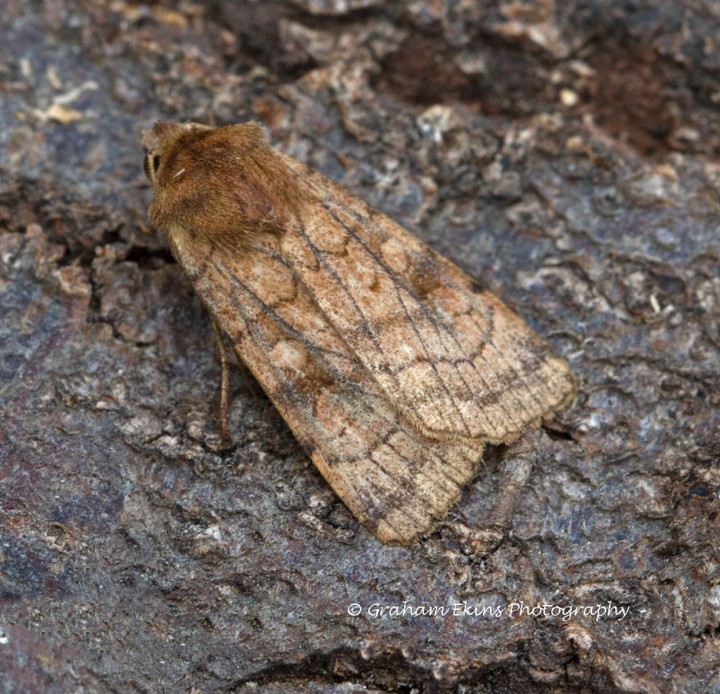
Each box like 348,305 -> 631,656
1,1 -> 718,692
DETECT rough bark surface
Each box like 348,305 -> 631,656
1,1 -> 718,692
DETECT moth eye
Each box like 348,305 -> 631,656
143,151 -> 161,182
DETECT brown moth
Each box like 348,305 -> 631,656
141,121 -> 576,545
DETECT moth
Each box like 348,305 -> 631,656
142,121 -> 576,544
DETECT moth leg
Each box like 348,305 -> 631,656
212,319 -> 232,445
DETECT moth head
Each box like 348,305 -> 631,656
141,121 -> 211,189
141,120 -> 305,249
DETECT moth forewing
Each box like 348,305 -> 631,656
142,121 -> 576,545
